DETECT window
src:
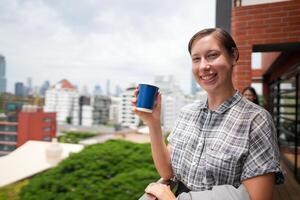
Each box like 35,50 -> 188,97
43,127 -> 51,132
43,117 -> 52,122
43,136 -> 51,141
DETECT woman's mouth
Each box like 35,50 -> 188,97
200,73 -> 217,82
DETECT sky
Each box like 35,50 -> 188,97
0,0 -> 216,95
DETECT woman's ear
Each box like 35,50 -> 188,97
232,48 -> 238,66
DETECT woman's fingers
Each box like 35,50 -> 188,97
131,97 -> 137,105
146,193 -> 157,200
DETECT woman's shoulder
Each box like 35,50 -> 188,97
238,97 -> 272,119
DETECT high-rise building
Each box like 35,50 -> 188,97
93,85 -> 102,96
79,96 -> 93,126
25,77 -> 32,96
0,55 -> 7,93
106,80 -> 111,96
15,82 -> 25,96
44,79 -> 79,125
92,95 -> 111,125
115,85 -> 123,97
109,97 -> 121,124
119,87 -> 139,128
154,75 -> 188,132
40,81 -> 50,97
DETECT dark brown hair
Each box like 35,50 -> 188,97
188,28 -> 239,61
242,86 -> 259,105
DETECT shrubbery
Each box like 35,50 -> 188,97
58,131 -> 97,144
19,140 -> 159,200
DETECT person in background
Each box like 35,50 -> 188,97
133,28 -> 283,200
242,86 -> 259,105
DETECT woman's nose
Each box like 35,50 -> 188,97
199,59 -> 210,70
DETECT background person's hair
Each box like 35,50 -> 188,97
188,28 -> 239,62
242,86 -> 259,105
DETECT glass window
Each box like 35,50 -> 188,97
43,117 -> 52,122
43,127 -> 51,132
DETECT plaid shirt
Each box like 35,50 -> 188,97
168,91 -> 283,191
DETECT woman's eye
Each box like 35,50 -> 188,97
208,53 -> 218,59
192,57 -> 200,62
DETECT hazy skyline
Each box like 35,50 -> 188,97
0,0 -> 216,94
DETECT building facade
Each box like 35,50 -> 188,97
109,96 -> 121,124
154,75 -> 188,132
15,82 -> 25,97
0,105 -> 56,156
0,121 -> 18,156
119,87 -> 139,128
18,106 -> 56,146
231,0 -> 300,181
44,79 -> 79,125
92,95 -> 111,125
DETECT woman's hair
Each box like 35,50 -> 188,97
242,86 -> 259,105
188,28 -> 239,61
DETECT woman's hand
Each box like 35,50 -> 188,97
131,86 -> 162,127
145,182 -> 176,200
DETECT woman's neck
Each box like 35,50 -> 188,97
207,87 -> 236,110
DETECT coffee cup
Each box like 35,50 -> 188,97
136,84 -> 159,113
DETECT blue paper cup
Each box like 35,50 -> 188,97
136,84 -> 159,113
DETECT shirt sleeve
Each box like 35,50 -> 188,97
241,110 -> 284,184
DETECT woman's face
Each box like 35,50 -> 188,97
191,35 -> 236,94
243,90 -> 256,102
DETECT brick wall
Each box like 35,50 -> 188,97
231,1 -> 300,91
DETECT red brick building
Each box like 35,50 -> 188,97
17,107 -> 56,147
231,0 -> 300,182
0,107 -> 56,156
231,0 -> 300,91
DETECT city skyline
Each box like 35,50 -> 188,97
0,0 -> 216,94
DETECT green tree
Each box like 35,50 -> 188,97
20,140 -> 159,200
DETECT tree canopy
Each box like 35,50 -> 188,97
20,140 -> 159,200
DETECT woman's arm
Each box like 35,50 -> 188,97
242,173 -> 275,200
132,90 -> 173,180
148,123 -> 174,180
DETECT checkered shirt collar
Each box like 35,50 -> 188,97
200,90 -> 242,114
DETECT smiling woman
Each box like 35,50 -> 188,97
133,28 -> 284,200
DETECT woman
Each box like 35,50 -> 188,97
242,86 -> 259,105
132,28 -> 283,200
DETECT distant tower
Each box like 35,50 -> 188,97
106,80 -> 111,96
26,77 -> 33,96
115,85 -> 123,97
15,82 -> 25,96
0,55 -> 7,93
40,81 -> 50,97
93,84 -> 102,96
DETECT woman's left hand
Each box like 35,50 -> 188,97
145,182 -> 176,200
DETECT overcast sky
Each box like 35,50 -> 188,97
0,0 -> 216,95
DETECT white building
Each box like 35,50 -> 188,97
109,97 -> 121,124
119,87 -> 139,128
81,105 -> 93,126
154,75 -> 188,132
44,79 -> 79,125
